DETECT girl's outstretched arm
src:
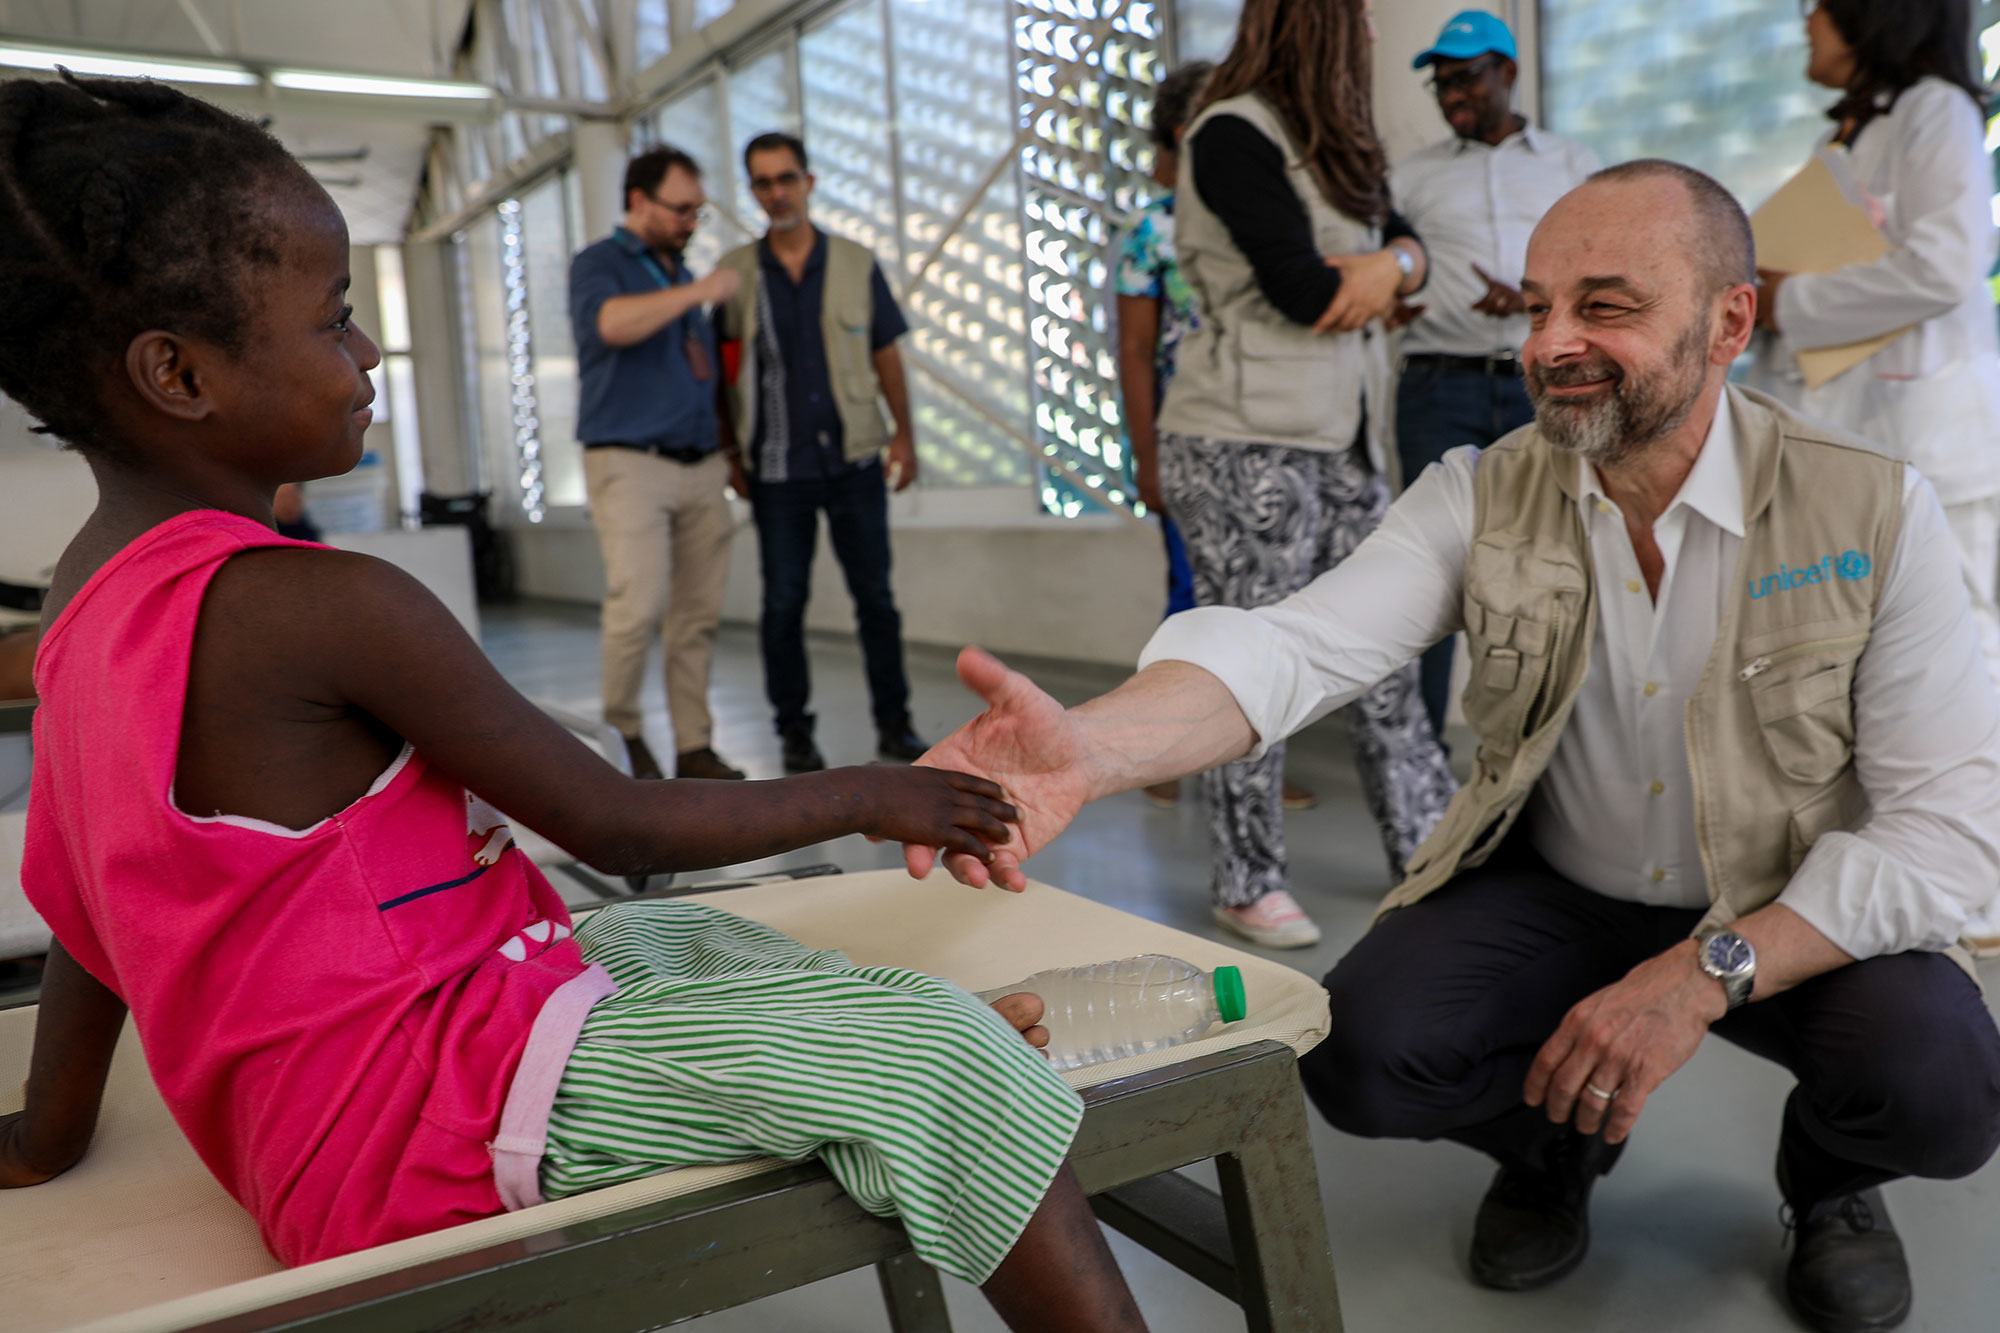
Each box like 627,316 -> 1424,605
1,941 -> 125,1187
207,548 -> 1017,878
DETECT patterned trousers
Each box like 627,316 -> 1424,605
1161,432 -> 1457,908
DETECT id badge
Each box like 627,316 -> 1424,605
685,332 -> 713,383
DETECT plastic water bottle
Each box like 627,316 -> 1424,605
978,954 -> 1248,1072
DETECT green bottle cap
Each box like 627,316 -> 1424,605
1212,965 -> 1247,1024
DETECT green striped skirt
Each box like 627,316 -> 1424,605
542,900 -> 1085,1284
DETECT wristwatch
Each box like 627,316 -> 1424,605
1391,244 -> 1416,288
1696,929 -> 1757,1011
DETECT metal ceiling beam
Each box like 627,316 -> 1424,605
407,128 -> 572,243
0,31 -> 621,123
624,0 -> 845,108
173,0 -> 223,55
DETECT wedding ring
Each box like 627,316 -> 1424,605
1584,1082 -> 1619,1101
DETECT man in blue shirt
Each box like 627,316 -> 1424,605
714,132 -> 923,774
569,146 -> 745,782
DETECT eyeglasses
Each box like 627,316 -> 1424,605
1426,54 -> 1498,97
649,195 -> 709,221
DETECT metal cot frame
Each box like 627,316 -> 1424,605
170,1040 -> 1342,1333
1,697 -> 1344,1330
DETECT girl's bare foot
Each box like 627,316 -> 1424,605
988,991 -> 1050,1051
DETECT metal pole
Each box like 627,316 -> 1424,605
905,349 -> 1148,527
876,0 -> 911,292
904,129 -> 1032,296
175,0 -> 226,55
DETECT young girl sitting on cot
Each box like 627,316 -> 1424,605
0,75 -> 1145,1331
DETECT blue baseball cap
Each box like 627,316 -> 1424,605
1412,10 -> 1518,69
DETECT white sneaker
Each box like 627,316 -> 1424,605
1214,890 -> 1322,949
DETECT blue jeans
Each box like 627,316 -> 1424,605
751,466 -> 910,735
1394,359 -> 1536,737
1161,515 -> 1196,617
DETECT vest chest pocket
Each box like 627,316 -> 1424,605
1748,654 -> 1859,785
1460,598 -> 1555,757
1460,533 -> 1584,758
830,302 -> 871,368
829,302 -> 881,420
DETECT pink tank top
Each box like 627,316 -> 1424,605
22,511 -> 612,1265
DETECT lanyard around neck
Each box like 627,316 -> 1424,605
633,246 -> 706,345
636,248 -> 681,290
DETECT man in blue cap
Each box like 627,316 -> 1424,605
1392,10 -> 1600,741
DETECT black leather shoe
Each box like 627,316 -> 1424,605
675,746 -> 746,781
1783,1190 -> 1911,1333
780,728 -> 826,774
876,724 -> 929,763
1469,1132 -> 1623,1291
623,734 -> 665,781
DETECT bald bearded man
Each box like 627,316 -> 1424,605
908,162 -> 2000,1332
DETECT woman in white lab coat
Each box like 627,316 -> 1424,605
1760,0 -> 2000,668
1759,0 -> 2000,949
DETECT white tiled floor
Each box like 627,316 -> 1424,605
485,601 -> 2000,1333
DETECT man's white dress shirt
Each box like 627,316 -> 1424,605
1392,123 -> 1601,359
1141,400 -> 2000,959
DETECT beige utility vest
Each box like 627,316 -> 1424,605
1380,386 -> 1972,972
716,232 -> 890,471
1160,93 -> 1393,471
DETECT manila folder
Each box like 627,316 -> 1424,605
1750,154 -> 1908,388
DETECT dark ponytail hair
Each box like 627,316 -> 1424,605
1816,0 -> 1986,135
0,73 -> 310,456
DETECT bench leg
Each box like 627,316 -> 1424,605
1215,1076 -> 1344,1333
876,1252 -> 952,1332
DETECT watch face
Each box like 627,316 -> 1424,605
1704,932 -> 1754,976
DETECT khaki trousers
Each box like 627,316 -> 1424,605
584,447 -> 734,749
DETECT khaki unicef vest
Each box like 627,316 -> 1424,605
717,232 -> 890,470
1160,93 -> 1392,471
1380,385 -> 1974,976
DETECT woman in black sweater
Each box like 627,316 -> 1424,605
1154,0 -> 1456,949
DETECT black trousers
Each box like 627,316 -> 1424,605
751,468 -> 911,735
1300,847 -> 2000,1208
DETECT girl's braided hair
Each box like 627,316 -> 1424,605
0,74 -> 309,457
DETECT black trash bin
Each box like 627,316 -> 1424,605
418,491 -> 517,604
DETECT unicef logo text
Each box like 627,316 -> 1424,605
1747,550 -> 1873,600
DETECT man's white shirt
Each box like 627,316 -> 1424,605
1141,399 -> 2000,959
1392,124 -> 1600,358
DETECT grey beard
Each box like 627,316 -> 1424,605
1536,389 -> 1647,468
1531,319 -> 1711,469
